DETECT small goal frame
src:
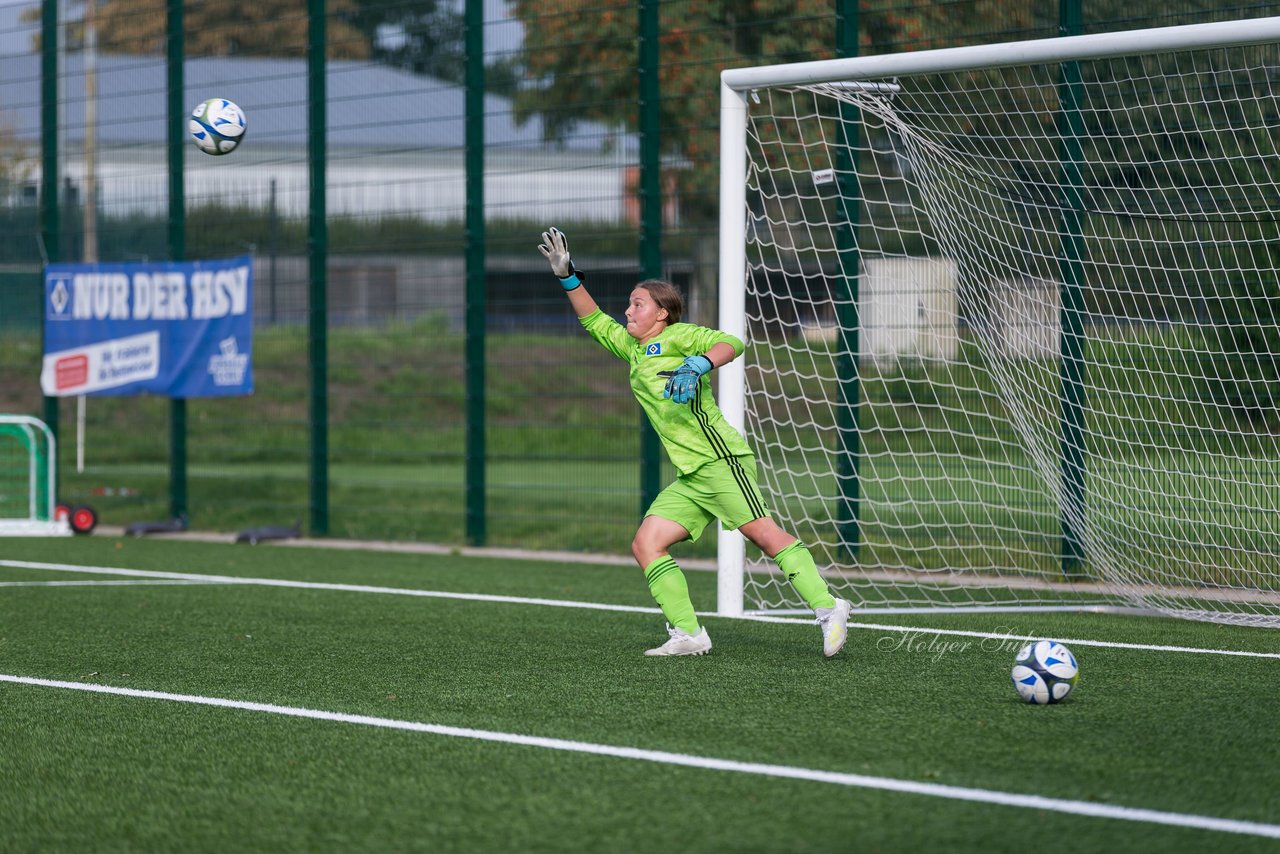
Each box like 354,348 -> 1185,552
0,415 -> 71,537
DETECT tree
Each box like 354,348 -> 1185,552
506,0 -> 1257,224
506,0 -> 1046,222
21,0 -> 510,87
0,114 -> 35,203
22,0 -> 370,59
509,0 -> 833,221
345,0 -> 465,81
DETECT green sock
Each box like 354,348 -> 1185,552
775,541 -> 836,610
643,556 -> 699,635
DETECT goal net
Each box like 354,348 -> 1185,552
717,19 -> 1280,627
0,416 -> 70,536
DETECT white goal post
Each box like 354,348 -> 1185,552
718,18 -> 1280,627
0,416 -> 71,536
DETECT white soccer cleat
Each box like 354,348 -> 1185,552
815,598 -> 851,658
644,625 -> 713,657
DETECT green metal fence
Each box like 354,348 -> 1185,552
0,0 -> 1275,557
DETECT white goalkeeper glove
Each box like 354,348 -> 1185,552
538,227 -> 583,290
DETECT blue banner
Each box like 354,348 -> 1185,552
41,256 -> 253,398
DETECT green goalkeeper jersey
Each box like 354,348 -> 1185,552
579,308 -> 752,476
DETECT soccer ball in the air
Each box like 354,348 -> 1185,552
1011,640 -> 1078,704
189,98 -> 247,155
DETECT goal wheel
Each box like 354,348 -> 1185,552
69,505 -> 99,535
55,503 -> 71,523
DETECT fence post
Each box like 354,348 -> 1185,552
638,0 -> 662,515
308,0 -> 329,536
40,0 -> 59,492
167,0 -> 187,522
1058,0 -> 1087,579
464,0 -> 487,546
834,0 -> 862,561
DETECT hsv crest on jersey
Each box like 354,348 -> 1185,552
645,343 -> 662,356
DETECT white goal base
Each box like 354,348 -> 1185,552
0,519 -> 72,537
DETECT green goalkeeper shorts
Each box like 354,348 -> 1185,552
645,455 -> 771,542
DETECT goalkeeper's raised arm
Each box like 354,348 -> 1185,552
538,227 -> 598,318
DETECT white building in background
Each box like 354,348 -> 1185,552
0,52 -> 640,223
858,257 -> 960,362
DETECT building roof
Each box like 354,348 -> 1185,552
0,52 -> 629,153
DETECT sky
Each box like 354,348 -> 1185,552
0,0 -> 33,56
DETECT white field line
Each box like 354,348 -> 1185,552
0,580 -> 226,588
0,673 -> 1278,841
741,613 -> 1280,660
0,559 -> 661,615
3,559 -> 1279,661
91,526 -> 1280,604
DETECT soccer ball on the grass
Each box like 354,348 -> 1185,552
1011,640 -> 1078,704
189,98 -> 246,155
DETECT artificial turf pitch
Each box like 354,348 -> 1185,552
1,536 -> 1277,852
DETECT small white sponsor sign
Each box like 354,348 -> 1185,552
40,331 -> 162,397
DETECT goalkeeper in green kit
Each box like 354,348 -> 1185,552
539,227 -> 851,658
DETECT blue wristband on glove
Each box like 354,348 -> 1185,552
559,272 -> 581,291
663,355 -> 713,404
683,355 -> 712,376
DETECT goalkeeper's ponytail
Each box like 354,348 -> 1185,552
637,279 -> 683,325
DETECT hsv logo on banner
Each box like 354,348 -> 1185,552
41,256 -> 254,398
